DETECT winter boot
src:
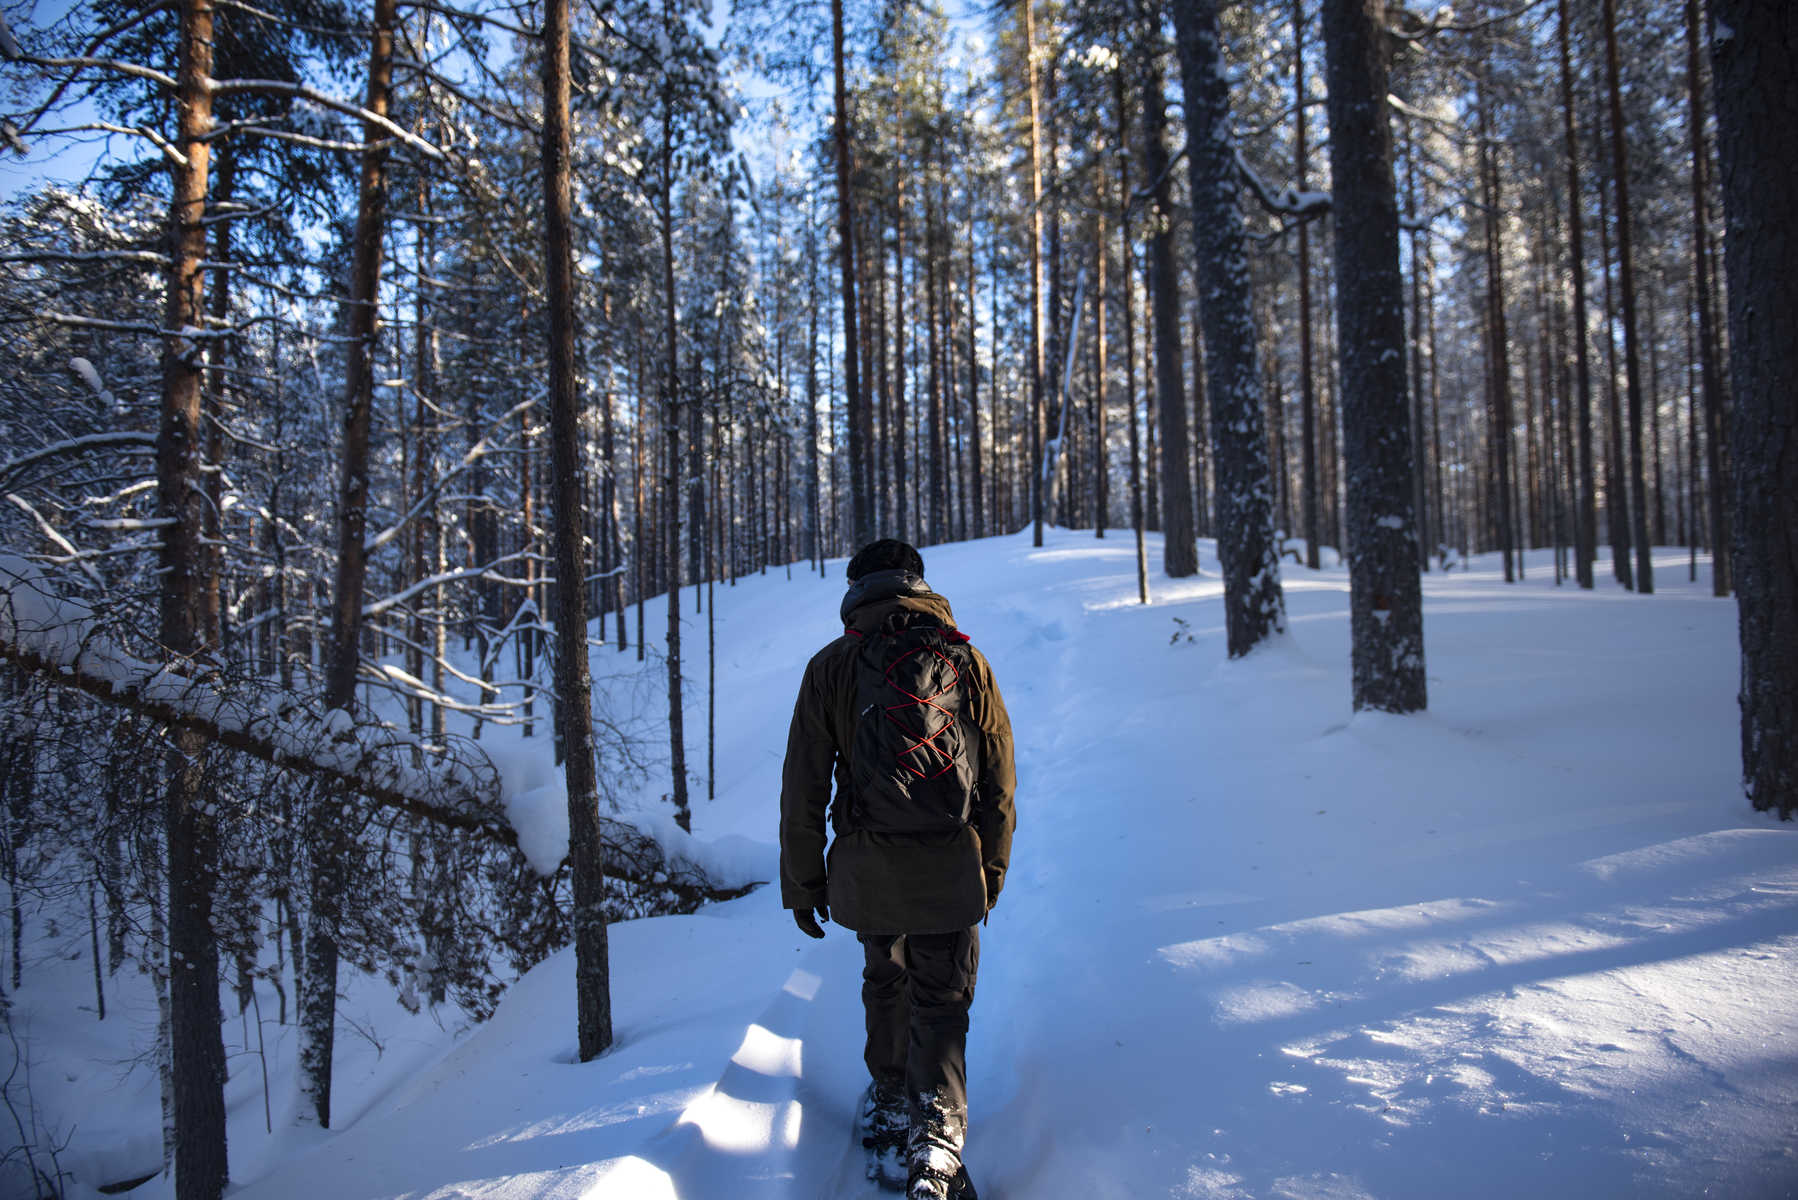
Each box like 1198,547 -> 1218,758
906,1152 -> 977,1200
859,1078 -> 909,1189
906,1092 -> 974,1200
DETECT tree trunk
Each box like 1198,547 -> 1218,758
1114,57 -> 1149,604
1025,0 -> 1048,545
1190,291 -> 1210,540
807,214 -> 824,571
1140,43 -> 1198,579
1143,246 -> 1159,533
1478,76 -> 1516,583
926,186 -> 947,544
1322,0 -> 1426,712
1596,132 -> 1633,590
1169,0 -> 1285,649
1709,0 -> 1797,817
659,18 -> 691,832
1601,0 -> 1654,591
1296,0 -> 1322,570
1403,118 -> 1431,569
1686,0 -> 1731,597
831,0 -> 870,547
1558,0 -> 1597,589
1095,206 -> 1109,540
634,347 -> 647,660
541,0 -> 615,1061
304,0 -> 396,1130
967,222 -> 986,540
160,0 -> 228,1192
894,176 -> 911,541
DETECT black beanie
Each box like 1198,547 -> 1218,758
846,538 -> 925,581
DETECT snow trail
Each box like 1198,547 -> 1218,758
39,532 -> 1795,1200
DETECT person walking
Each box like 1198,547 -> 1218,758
779,539 -> 1016,1200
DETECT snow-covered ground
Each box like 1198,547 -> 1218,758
13,530 -> 1797,1199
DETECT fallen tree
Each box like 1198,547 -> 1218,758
0,553 -> 748,903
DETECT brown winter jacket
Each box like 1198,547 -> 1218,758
778,571 -> 1016,935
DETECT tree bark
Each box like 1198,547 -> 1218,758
541,0 -> 614,1060
1322,0 -> 1426,712
1169,0 -> 1285,649
1478,77 -> 1516,583
967,219 -> 985,540
1596,130 -> 1633,590
1115,57 -> 1149,604
160,2 -> 228,1187
1686,0 -> 1731,597
1601,0 -> 1654,591
1095,205 -> 1109,540
1403,118 -> 1430,569
660,11 -> 690,833
1296,0 -> 1322,570
807,212 -> 824,571
893,173 -> 909,542
1140,40 -> 1198,579
304,0 -> 396,1130
1709,0 -> 1797,817
831,0 -> 870,547
1025,0 -> 1048,545
1558,0 -> 1598,589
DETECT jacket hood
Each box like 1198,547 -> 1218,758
840,568 -> 956,630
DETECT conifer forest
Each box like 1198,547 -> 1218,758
0,0 -> 1794,1196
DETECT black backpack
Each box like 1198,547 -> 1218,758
847,611 -> 982,834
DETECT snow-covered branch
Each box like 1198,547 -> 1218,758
0,552 -> 509,838
207,122 -> 393,155
1387,94 -> 1459,132
0,432 -> 156,492
1234,148 -> 1331,219
209,78 -> 447,160
361,552 -> 530,618
45,120 -> 190,166
363,398 -> 534,554
0,556 -> 753,898
29,311 -> 232,340
13,55 -> 178,92
0,248 -> 170,268
1386,0 -> 1550,41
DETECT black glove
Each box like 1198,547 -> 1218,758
793,904 -> 829,939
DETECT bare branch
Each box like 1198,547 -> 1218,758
396,0 -> 532,39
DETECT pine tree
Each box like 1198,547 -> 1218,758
1321,0 -> 1426,712
1169,0 -> 1285,652
1709,0 -> 1797,818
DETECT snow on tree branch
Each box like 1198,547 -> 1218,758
1,552 -> 507,830
0,432 -> 156,492
209,78 -> 447,161
0,556 -> 753,900
0,11 -> 22,61
1234,148 -> 1331,219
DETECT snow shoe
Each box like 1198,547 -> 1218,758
858,1078 -> 909,1190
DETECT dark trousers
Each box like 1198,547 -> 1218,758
859,926 -> 980,1149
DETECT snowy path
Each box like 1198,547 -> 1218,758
122,533 -> 1798,1199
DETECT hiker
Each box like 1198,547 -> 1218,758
778,539 -> 1016,1200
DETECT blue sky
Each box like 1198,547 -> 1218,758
2,1 -> 118,198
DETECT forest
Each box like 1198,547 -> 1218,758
0,0 -> 1793,1196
